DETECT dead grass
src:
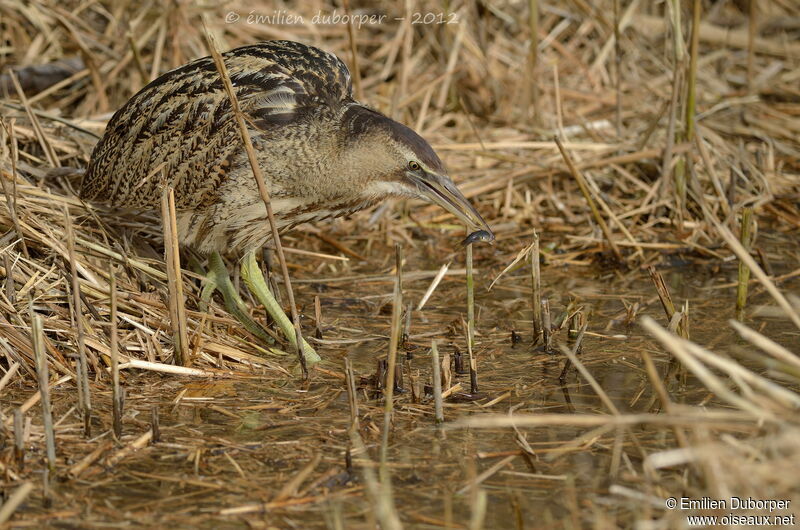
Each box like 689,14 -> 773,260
1,0 -> 799,527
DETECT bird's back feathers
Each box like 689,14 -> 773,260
81,40 -> 353,209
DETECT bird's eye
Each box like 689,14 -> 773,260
408,161 -> 421,171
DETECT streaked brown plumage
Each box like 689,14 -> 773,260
82,40 -> 491,255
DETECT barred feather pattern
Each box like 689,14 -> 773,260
82,40 -> 446,255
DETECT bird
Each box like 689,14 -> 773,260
81,40 -> 493,362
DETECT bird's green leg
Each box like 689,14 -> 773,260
240,250 -> 320,364
207,251 -> 275,345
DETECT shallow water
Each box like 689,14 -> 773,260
7,243 -> 799,528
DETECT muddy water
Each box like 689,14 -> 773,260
10,253 -> 799,528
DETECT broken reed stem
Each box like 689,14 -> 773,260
32,314 -> 56,471
555,136 -> 623,262
568,310 -> 584,344
466,240 -> 475,351
736,207 -> 753,321
64,206 -> 91,436
530,231 -> 542,344
203,23 -> 310,374
431,340 -> 444,424
648,266 -> 688,339
109,265 -> 122,439
380,245 -> 403,471
160,185 -> 188,366
344,357 -> 360,430
417,261 -> 450,310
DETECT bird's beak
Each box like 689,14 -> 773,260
409,173 -> 494,241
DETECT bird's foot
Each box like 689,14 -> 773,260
206,251 -> 277,345
240,251 -> 320,365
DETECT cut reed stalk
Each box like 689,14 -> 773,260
32,314 -> 56,471
64,206 -> 90,436
679,0 -> 702,214
528,0 -> 541,122
314,295 -> 323,339
530,231 -> 542,344
109,264 -> 122,439
466,240 -> 475,351
542,298 -> 552,352
160,185 -> 189,366
648,266 -> 688,339
0,119 -> 29,259
736,207 -> 753,321
431,340 -> 444,424
344,357 -> 360,430
613,0 -> 622,137
467,323 -> 479,395
380,245 -> 403,470
559,320 -> 587,382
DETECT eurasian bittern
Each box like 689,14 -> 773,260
82,40 -> 492,360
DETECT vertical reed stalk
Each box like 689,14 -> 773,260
736,207 -> 754,321
681,0 -> 701,208
161,185 -> 189,366
613,0 -> 622,137
380,245 -> 403,470
341,0 -> 363,101
344,357 -> 360,430
109,264 -> 122,439
467,322 -> 478,395
530,231 -> 542,344
542,299 -> 552,352
64,206 -> 91,436
466,241 -> 475,351
431,340 -> 444,424
32,314 -> 56,471
203,24 -> 312,374
528,0 -> 540,122
314,295 -> 323,339
0,119 -> 29,258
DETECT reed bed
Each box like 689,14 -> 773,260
1,0 -> 799,527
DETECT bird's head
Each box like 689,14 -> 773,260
341,105 -> 493,241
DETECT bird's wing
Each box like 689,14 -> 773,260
81,41 -> 352,209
